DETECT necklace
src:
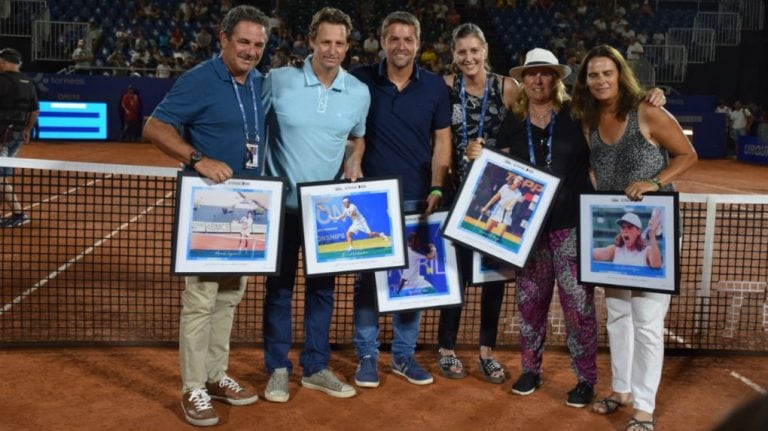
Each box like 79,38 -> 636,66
528,104 -> 553,127
529,107 -> 552,121
530,108 -> 552,121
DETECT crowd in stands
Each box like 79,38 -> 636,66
49,0 -> 763,133
54,0 -> 234,77
52,0 -> 666,78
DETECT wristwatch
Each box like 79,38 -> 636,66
189,150 -> 203,167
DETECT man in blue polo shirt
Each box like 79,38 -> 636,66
350,10 -> 452,388
261,7 -> 370,403
143,5 -> 267,427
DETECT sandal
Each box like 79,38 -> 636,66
478,356 -> 507,384
437,352 -> 466,379
626,416 -> 655,431
591,395 -> 632,415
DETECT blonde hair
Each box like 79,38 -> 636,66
449,23 -> 491,74
510,70 -> 570,120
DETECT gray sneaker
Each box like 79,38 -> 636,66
265,367 -> 290,403
301,368 -> 357,398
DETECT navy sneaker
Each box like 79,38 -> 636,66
1,212 -> 29,227
354,355 -> 380,388
392,356 -> 433,385
511,371 -> 543,395
566,381 -> 595,408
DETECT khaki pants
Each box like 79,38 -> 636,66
179,276 -> 247,393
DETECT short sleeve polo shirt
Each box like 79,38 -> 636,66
151,56 -> 266,175
264,57 -> 370,210
352,61 -> 450,201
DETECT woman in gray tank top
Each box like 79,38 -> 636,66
571,44 -> 697,431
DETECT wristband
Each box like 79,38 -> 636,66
429,186 -> 443,198
647,177 -> 662,191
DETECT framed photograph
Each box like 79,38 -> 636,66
577,192 -> 680,294
171,172 -> 287,275
471,251 -> 516,284
375,211 -> 462,313
297,177 -> 406,277
442,148 -> 562,269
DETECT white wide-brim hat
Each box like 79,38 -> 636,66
509,47 -> 571,81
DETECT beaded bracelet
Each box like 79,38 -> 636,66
647,177 -> 662,191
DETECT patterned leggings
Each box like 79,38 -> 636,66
516,228 -> 598,384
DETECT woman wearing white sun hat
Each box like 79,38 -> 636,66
467,47 -> 667,407
497,47 -> 599,407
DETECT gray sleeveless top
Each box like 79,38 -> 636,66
589,110 -> 673,192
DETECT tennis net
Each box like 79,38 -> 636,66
1,157 -> 766,352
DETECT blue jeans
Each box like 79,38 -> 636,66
353,272 -> 421,361
263,212 -> 335,377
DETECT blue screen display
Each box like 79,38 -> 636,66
38,101 -> 108,140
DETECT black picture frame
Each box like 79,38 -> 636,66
577,191 -> 680,295
442,148 -> 562,269
471,251 -> 517,284
297,177 -> 407,277
374,211 -> 462,313
171,172 -> 287,275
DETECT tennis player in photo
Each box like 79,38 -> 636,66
592,210 -> 663,269
313,193 -> 393,261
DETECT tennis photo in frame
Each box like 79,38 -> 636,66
577,192 -> 680,294
375,211 -> 462,313
297,177 -> 406,277
171,172 -> 287,275
471,251 -> 516,284
442,148 -> 561,269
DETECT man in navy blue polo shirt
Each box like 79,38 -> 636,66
350,10 -> 452,388
144,5 -> 267,427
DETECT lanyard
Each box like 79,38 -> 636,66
526,111 -> 555,169
460,74 -> 490,148
230,74 -> 260,143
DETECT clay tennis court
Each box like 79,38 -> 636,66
1,141 -> 767,430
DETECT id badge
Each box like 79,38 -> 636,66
244,141 -> 259,170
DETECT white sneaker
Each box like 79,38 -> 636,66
265,368 -> 290,403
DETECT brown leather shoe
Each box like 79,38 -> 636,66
181,389 -> 219,427
206,375 -> 259,406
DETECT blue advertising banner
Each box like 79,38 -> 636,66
737,135 -> 768,165
675,112 -> 727,158
30,73 -> 175,141
660,94 -> 726,158
665,95 -> 716,114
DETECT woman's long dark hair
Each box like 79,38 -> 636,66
571,44 -> 645,129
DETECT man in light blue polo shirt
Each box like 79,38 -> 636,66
144,5 -> 268,427
261,7 -> 370,403
350,11 -> 452,388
